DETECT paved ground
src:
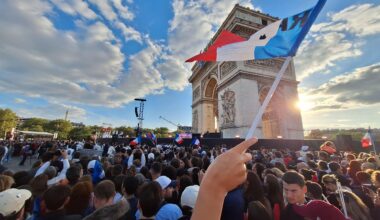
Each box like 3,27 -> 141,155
2,156 -> 39,173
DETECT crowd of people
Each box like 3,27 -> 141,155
0,138 -> 379,220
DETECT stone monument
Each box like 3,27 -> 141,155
189,4 -> 304,139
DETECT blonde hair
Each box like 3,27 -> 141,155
342,191 -> 372,220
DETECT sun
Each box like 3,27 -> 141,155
295,100 -> 313,111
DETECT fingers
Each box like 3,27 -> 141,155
241,152 -> 252,163
231,138 -> 257,154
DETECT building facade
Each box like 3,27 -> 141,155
189,4 -> 304,139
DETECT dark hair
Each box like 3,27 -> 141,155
161,165 -> 177,180
318,151 -> 329,161
138,182 -> 162,217
247,201 -> 271,220
13,171 -> 32,188
356,171 -> 371,184
245,171 -> 266,207
306,153 -> 314,160
274,151 -> 282,158
274,162 -> 287,173
328,162 -> 341,173
150,162 -> 162,175
66,166 -> 81,185
50,160 -> 63,173
41,152 -> 53,163
318,161 -> 328,171
282,171 -> 305,187
191,157 -> 203,168
43,185 -> 71,211
306,181 -> 322,200
253,163 -> 266,182
29,174 -> 48,197
178,175 -> 193,197
264,174 -> 284,210
94,180 -> 115,200
140,166 -> 152,180
112,164 -> 123,177
65,181 -> 93,216
300,169 -> 316,181
123,176 -> 139,196
170,159 -> 180,169
348,160 -> 362,185
113,175 -> 125,194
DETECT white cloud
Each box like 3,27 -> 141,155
88,0 -> 118,21
14,98 -> 26,104
15,102 -> 86,122
114,21 -> 142,43
295,3 -> 380,80
51,0 -> 97,19
112,0 -> 134,20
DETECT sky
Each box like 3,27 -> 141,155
0,0 -> 379,131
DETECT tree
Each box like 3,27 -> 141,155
0,108 -> 18,139
306,129 -> 323,139
45,119 -> 73,139
153,127 -> 170,137
19,118 -> 49,131
69,126 -> 92,140
115,126 -> 135,137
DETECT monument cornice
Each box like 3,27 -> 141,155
217,71 -> 299,92
191,98 -> 216,108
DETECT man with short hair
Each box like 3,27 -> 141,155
154,176 -> 182,220
137,182 -> 162,220
0,188 -> 31,220
280,171 -> 308,220
150,162 -> 162,180
84,180 -> 129,220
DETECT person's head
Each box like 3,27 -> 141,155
247,201 -> 271,220
328,162 -> 341,174
123,176 -> 139,197
0,175 -> 14,192
252,163 -> 265,181
274,151 -> 282,159
12,171 -> 32,188
161,165 -> 177,180
65,181 -> 93,215
43,185 -> 71,212
137,182 -> 162,218
93,180 -> 116,209
112,164 -> 123,177
150,162 -> 162,180
348,160 -> 362,184
356,171 -> 371,185
178,175 -> 193,196
245,171 -> 266,204
66,165 -> 82,186
282,171 -> 306,204
371,170 -> 380,188
361,162 -> 375,171
300,169 -> 316,181
321,174 -> 338,193
155,176 -> 176,200
180,185 -> 199,213
170,159 -> 180,169
43,166 -> 57,180
113,175 -> 125,194
274,162 -> 287,173
346,153 -> 356,162
264,174 -> 284,209
318,151 -> 330,161
318,160 -> 328,171
305,181 -> 322,200
29,174 -> 48,197
0,188 -> 31,220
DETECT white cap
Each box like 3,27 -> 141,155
87,160 -> 97,169
301,145 -> 309,152
0,189 -> 32,217
155,176 -> 175,189
148,153 -> 155,160
181,185 -> 200,209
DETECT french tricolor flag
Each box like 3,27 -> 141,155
186,0 -> 326,62
362,131 -> 373,148
192,137 -> 200,146
175,134 -> 183,145
130,136 -> 141,146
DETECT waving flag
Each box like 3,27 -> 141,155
186,0 -> 326,62
130,135 -> 141,146
174,133 -> 184,145
191,137 -> 200,146
362,131 -> 373,148
146,132 -> 157,145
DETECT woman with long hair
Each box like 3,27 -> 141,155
244,171 -> 272,218
348,160 -> 362,186
264,174 -> 284,220
336,191 -> 372,220
247,201 -> 272,220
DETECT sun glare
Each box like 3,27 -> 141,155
295,100 -> 313,111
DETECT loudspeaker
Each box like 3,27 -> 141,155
335,135 -> 353,151
135,107 -> 139,118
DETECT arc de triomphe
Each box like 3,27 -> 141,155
189,4 -> 304,139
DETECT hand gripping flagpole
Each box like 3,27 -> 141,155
245,56 -> 292,140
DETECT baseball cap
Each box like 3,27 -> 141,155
293,200 -> 347,220
181,185 -> 199,209
301,145 -> 309,152
148,152 -> 155,160
155,176 -> 176,189
0,188 -> 32,217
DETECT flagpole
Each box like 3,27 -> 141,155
370,128 -> 377,154
245,56 -> 292,140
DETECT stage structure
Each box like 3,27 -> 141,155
189,4 -> 304,139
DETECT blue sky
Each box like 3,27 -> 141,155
0,0 -> 379,131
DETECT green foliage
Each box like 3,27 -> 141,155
69,126 -> 92,140
0,108 -> 18,138
45,119 -> 73,139
19,118 -> 49,131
